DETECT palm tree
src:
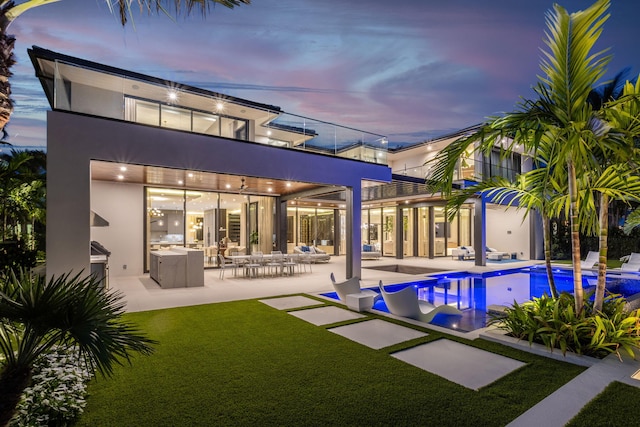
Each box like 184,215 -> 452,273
0,270 -> 156,426
427,0 -> 614,314
441,135 -> 565,298
587,76 -> 640,311
0,149 -> 45,246
0,0 -> 251,138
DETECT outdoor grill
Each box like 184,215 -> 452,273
90,241 -> 110,289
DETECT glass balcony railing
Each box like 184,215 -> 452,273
51,59 -> 388,165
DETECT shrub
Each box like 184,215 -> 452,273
490,292 -> 640,359
0,241 -> 37,274
10,346 -> 93,427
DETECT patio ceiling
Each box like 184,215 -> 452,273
90,160 -> 358,208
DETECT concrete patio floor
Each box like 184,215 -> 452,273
111,255 -> 537,313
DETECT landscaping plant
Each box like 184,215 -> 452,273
0,270 -> 156,426
491,292 -> 640,359
10,346 -> 92,427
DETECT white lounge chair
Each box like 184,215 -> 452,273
452,246 -> 475,260
621,253 -> 640,271
580,251 -> 600,269
378,280 -> 463,323
330,273 -> 379,302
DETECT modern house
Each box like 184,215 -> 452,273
28,46 -> 541,283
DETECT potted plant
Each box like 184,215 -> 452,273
250,231 -> 259,253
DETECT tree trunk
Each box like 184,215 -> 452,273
567,159 -> 584,314
0,28 -> 16,138
542,214 -> 558,298
594,193 -> 609,312
0,365 -> 31,427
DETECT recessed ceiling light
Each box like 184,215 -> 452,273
267,130 -> 272,136
120,166 -> 127,172
286,182 -> 292,187
225,184 -> 231,189
168,91 -> 177,100
267,188 -> 272,192
178,180 -> 184,185
117,174 -> 124,180
216,102 -> 224,111
188,173 -> 194,178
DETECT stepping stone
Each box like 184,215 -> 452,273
289,306 -> 365,326
392,339 -> 525,390
329,319 -> 427,350
259,296 -> 324,310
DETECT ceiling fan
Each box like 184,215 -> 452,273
238,177 -> 255,194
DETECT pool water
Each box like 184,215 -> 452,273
322,266 -> 640,332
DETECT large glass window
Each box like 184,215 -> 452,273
434,207 -> 447,256
459,207 -> 472,247
403,208 -> 413,256
292,207 -> 336,254
135,100 -> 160,126
161,105 -> 191,131
126,97 -> 248,140
146,188 -> 185,268
192,112 -> 220,136
369,209 -> 381,252
382,208 -> 396,256
418,207 -> 430,257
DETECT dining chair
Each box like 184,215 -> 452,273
245,252 -> 264,278
282,253 -> 297,276
217,254 -> 236,279
298,252 -> 312,273
266,251 -> 284,277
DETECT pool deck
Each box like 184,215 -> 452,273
110,256 -> 640,425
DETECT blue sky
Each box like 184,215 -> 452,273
6,0 -> 640,149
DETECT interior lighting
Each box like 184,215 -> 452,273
216,102 -> 224,111
268,188 -> 273,192
117,174 -> 124,180
188,173 -> 194,178
267,130 -> 272,136
286,182 -> 292,187
120,166 -> 127,172
226,184 -> 231,189
168,91 -> 178,102
178,180 -> 184,185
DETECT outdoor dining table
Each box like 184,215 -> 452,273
225,254 -> 301,277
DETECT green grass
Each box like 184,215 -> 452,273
77,297 -> 586,426
567,381 -> 640,427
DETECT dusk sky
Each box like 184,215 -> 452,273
6,0 -> 640,149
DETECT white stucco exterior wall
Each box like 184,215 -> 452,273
90,181 -> 144,277
485,205 -> 531,259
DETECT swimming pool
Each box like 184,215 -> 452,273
322,266 -> 640,332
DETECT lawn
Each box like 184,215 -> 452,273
77,296 -> 587,426
567,381 -> 640,426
